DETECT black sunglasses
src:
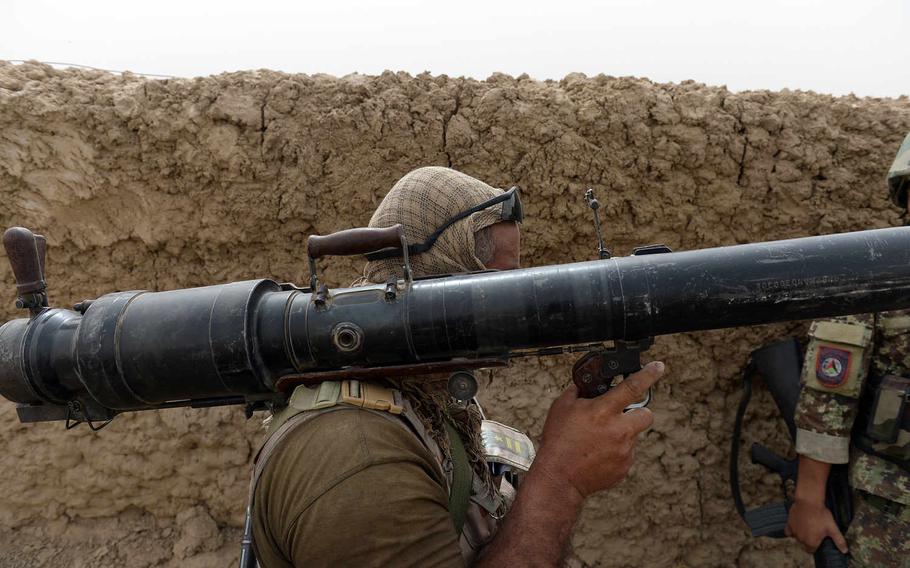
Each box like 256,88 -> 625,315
365,186 -> 523,261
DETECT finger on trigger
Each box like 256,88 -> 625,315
623,407 -> 654,433
604,361 -> 665,411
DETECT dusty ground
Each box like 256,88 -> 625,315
0,60 -> 908,567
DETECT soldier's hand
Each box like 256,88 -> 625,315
785,499 -> 849,554
531,361 -> 664,500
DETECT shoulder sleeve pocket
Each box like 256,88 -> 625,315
801,320 -> 873,398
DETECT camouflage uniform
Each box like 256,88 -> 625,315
887,133 -> 910,207
795,311 -> 910,567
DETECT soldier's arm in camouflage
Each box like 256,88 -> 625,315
786,315 -> 872,554
785,455 -> 850,554
794,314 -> 874,463
795,388 -> 859,463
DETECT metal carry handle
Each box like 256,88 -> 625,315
3,227 -> 46,295
307,224 -> 404,259
306,224 -> 411,291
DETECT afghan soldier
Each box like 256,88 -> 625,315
250,166 -> 665,567
786,133 -> 910,567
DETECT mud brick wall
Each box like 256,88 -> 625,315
0,61 -> 908,567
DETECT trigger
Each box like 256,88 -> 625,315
623,387 -> 651,411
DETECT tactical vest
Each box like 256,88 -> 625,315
856,377 -> 910,470
857,313 -> 910,470
250,380 -> 535,564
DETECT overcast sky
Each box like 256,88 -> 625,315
3,0 -> 907,97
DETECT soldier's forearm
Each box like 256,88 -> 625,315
794,455 -> 832,505
475,463 -> 585,567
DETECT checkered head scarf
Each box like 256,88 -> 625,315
361,166 -> 508,488
364,167 -> 506,283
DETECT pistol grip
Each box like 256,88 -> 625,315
814,538 -> 848,568
572,350 -> 651,409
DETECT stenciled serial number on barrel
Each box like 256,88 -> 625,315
758,274 -> 856,292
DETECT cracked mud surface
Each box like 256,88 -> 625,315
0,61 -> 908,567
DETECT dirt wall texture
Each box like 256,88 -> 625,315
0,60 -> 908,567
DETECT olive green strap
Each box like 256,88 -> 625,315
444,421 -> 473,533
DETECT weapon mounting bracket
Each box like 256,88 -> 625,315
64,400 -> 115,431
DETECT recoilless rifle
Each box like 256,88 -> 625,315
1,191 -> 908,566
3,193 -> 910,429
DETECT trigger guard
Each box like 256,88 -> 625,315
623,386 -> 651,412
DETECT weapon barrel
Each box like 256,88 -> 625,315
394,225 -> 910,357
3,227 -> 910,422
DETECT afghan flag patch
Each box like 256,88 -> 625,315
815,345 -> 852,388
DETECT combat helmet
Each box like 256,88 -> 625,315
888,132 -> 910,207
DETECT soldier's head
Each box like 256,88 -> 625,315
887,132 -> 910,213
364,167 -> 522,283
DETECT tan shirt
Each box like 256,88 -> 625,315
251,408 -> 466,568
